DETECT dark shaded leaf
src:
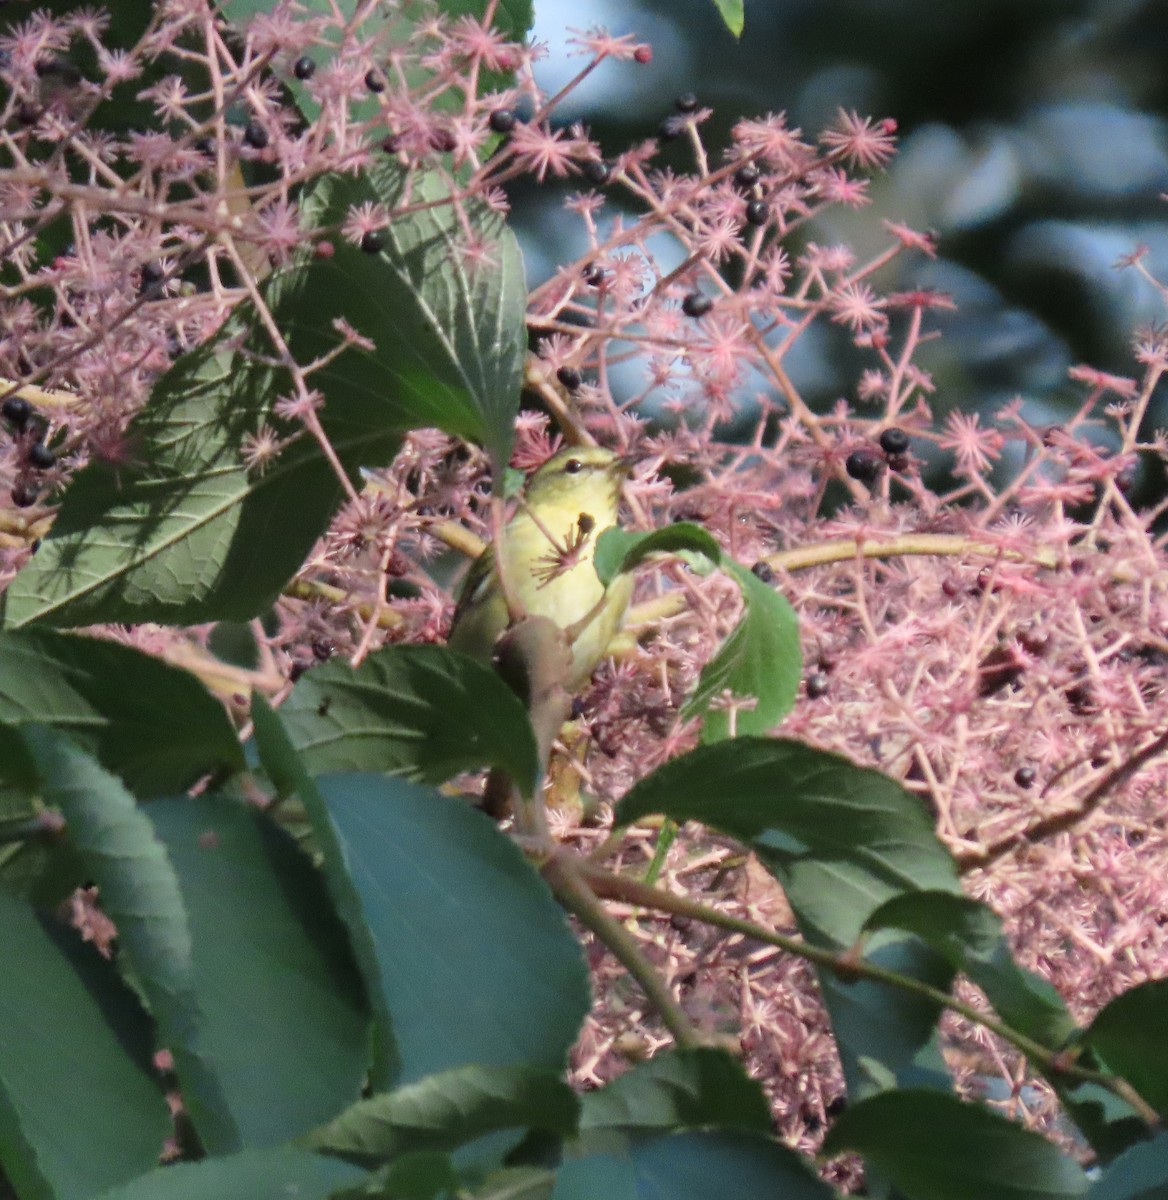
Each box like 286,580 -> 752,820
22,729 -> 238,1153
823,1089 -> 1089,1199
0,890 -> 170,1200
304,1064 -> 578,1166
148,793 -> 370,1147
93,1148 -> 367,1200
552,1131 -> 834,1200
1087,1133 -> 1168,1199
316,772 -> 590,1085
0,630 -> 243,795
578,1047 -> 771,1137
278,645 -> 539,795
1084,979 -> 1168,1121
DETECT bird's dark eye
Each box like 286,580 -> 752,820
564,458 -> 583,473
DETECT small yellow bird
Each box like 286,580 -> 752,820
449,445 -> 634,687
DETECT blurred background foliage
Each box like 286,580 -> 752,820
521,0 -> 1168,474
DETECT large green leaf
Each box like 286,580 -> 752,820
2,165 -> 524,629
94,1149 -> 367,1200
277,645 -> 539,795
148,793 -> 371,1148
0,890 -> 170,1200
249,695 -> 400,1088
1088,1133 -> 1168,1200
22,729 -> 238,1154
578,1048 -> 772,1138
1083,980 -> 1168,1121
0,630 -> 243,796
823,1090 -> 1089,1199
616,738 -> 961,1102
316,772 -> 591,1086
304,1064 -> 579,1167
863,890 -> 1075,1047
552,1131 -> 834,1200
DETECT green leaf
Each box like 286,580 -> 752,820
1084,979 -> 1168,1121
1087,1133 -> 1168,1199
94,1148 -> 367,1200
616,739 -> 961,1101
250,696 -> 400,1088
863,891 -> 1075,1047
22,728 -> 238,1153
709,0 -> 745,37
681,559 -> 802,741
316,772 -> 591,1085
148,793 -> 370,1147
330,1151 -> 461,1200
0,890 -> 170,1200
553,1131 -> 834,1200
304,1064 -> 579,1167
0,630 -> 244,795
617,738 -> 960,946
466,1167 -> 554,1200
578,1047 -> 771,1137
276,645 -> 539,795
823,1090 -> 1089,1199
3,163 -> 524,629
593,524 -> 721,587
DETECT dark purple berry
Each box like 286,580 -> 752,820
2,396 -> 32,428
381,133 -> 402,154
681,292 -> 713,318
11,482 -> 38,508
556,366 -> 582,391
293,56 -> 316,81
750,560 -> 774,583
1014,766 -> 1036,789
27,442 -> 55,470
845,447 -> 882,484
744,198 -> 769,226
140,261 -> 165,294
734,162 -> 760,188
17,101 -> 41,126
879,427 -> 910,456
364,68 -> 385,93
658,115 -> 686,141
583,264 -> 605,287
674,92 -> 697,113
429,128 -> 457,153
243,121 -> 269,150
361,229 -> 385,254
488,108 -> 516,134
806,672 -> 830,699
582,158 -> 610,185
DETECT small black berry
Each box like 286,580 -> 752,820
27,442 -> 55,470
293,56 -> 316,81
845,447 -> 882,484
17,101 -> 41,126
488,108 -> 516,134
11,482 -> 38,508
1014,766 -> 1036,789
658,115 -> 686,141
879,427 -> 910,456
744,198 -> 769,226
361,229 -> 385,254
381,133 -> 402,154
2,396 -> 32,428
674,92 -> 697,113
312,639 -> 335,662
583,264 -> 605,287
681,292 -> 713,318
429,128 -> 457,153
733,162 -> 760,189
582,158 -> 611,185
750,560 -> 774,583
193,136 -> 215,157
243,121 -> 269,150
140,261 -> 165,294
886,453 -> 910,473
556,366 -> 582,391
364,68 -> 385,93
806,672 -> 830,699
